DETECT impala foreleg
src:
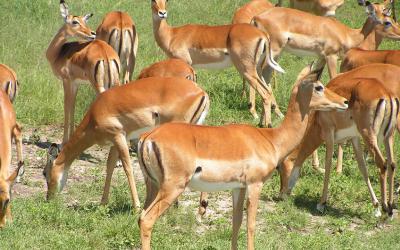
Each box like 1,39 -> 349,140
101,146 -> 119,205
62,80 -> 78,144
336,143 -> 344,174
113,134 -> 140,211
231,188 -> 246,250
246,182 -> 263,250
326,54 -> 338,79
13,123 -> 24,183
317,132 -> 334,213
351,137 -> 380,216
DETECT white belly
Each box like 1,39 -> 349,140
193,55 -> 232,70
127,126 -> 154,140
334,124 -> 358,142
188,174 -> 244,192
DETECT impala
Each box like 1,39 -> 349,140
252,2 -> 397,84
151,0 -> 285,127
46,0 -> 121,143
0,64 -> 19,103
138,58 -> 196,82
282,63 -> 400,217
0,90 -> 24,229
44,77 -> 209,210
96,11 -> 138,83
286,0 -> 344,16
137,65 -> 348,250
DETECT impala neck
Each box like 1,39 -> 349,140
259,86 -> 311,161
357,28 -> 383,50
46,27 -> 68,63
54,119 -> 93,173
349,17 -> 377,49
152,16 -> 172,52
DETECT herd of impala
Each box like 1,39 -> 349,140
1,0 -> 400,248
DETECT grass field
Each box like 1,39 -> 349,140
1,0 -> 400,249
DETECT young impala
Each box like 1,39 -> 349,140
46,0 -> 121,143
151,0 -> 285,127
44,77 -> 209,210
281,63 -> 400,217
138,58 -> 196,82
96,11 -> 138,83
0,64 -> 19,103
0,90 -> 23,229
137,65 -> 348,250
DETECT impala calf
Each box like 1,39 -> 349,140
96,11 -> 138,83
138,58 -> 196,82
137,65 -> 347,250
47,1 -> 121,143
151,0 -> 285,127
44,77 -> 209,210
0,64 -> 19,103
0,90 -> 24,229
282,70 -> 399,217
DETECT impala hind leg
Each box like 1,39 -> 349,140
351,137 -> 380,216
231,188 -> 246,250
197,192 -> 208,220
385,135 -> 396,217
336,143 -> 344,174
113,134 -> 140,211
140,183 -> 185,250
101,146 -> 119,205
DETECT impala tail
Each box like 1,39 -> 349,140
138,134 -> 164,186
94,57 -> 121,90
189,93 -> 210,125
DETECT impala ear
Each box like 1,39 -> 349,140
383,7 -> 392,17
60,0 -> 69,22
83,13 -> 93,23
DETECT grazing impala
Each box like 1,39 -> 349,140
0,64 -> 19,103
252,2 -> 397,84
0,90 -> 24,229
43,77 -> 209,210
281,63 -> 400,217
137,65 -> 348,250
138,58 -> 196,82
96,11 -> 138,83
46,0 -> 121,143
151,0 -> 285,127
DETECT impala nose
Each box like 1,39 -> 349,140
158,11 -> 167,18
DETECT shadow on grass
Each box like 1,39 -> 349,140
69,201 -> 134,216
293,193 -> 364,218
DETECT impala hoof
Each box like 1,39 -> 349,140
374,208 -> 382,218
316,203 -> 326,213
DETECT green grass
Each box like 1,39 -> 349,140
1,0 -> 400,249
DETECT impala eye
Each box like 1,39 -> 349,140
315,85 -> 324,92
384,21 -> 392,28
72,20 -> 79,25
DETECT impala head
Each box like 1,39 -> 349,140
151,0 -> 168,19
375,16 -> 400,39
43,143 -> 67,200
59,0 -> 96,41
362,1 -> 394,23
295,65 -> 348,114
318,0 -> 344,17
0,166 -> 22,229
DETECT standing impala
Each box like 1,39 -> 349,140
96,11 -> 138,83
252,2 -> 398,84
137,65 -> 348,250
46,0 -> 121,143
44,77 -> 209,210
151,0 -> 285,127
281,78 -> 398,217
0,64 -> 19,103
281,63 -> 400,217
0,90 -> 23,229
